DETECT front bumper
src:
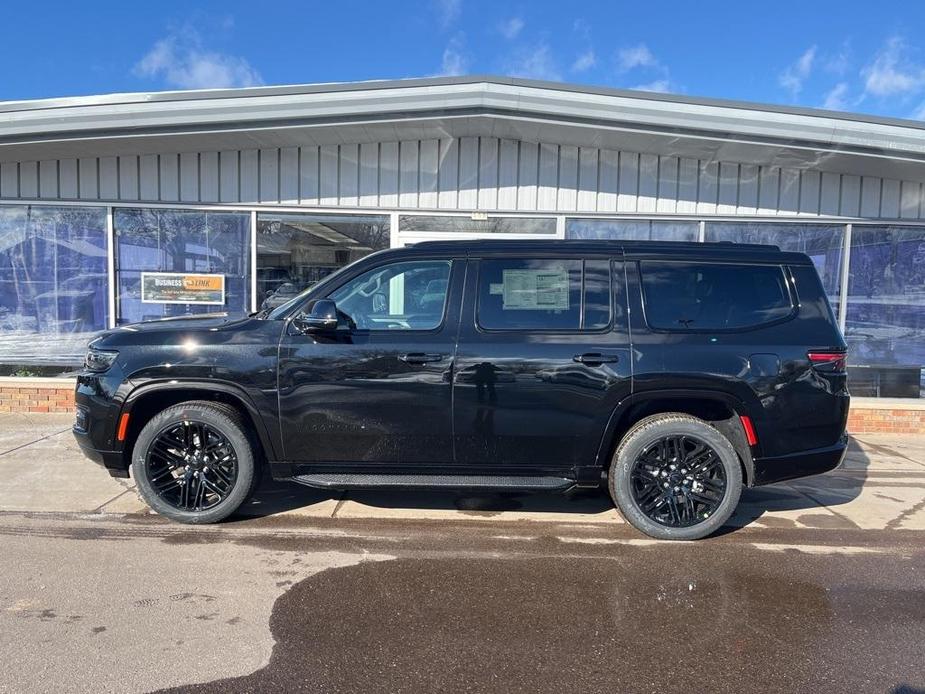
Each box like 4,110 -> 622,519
73,426 -> 130,478
751,435 -> 849,486
73,369 -> 131,478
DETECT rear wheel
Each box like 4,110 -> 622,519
608,413 -> 742,540
132,401 -> 258,524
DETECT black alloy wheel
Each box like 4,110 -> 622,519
145,420 -> 239,512
132,400 -> 258,524
608,413 -> 742,540
629,434 -> 726,527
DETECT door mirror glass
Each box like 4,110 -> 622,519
294,299 -> 339,333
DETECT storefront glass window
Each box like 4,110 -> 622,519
114,208 -> 250,325
704,222 -> 844,313
0,204 -> 108,368
846,225 -> 925,398
256,212 -> 390,312
566,219 -> 699,241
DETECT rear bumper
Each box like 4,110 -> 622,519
751,435 -> 849,486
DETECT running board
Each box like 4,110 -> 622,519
291,473 -> 575,492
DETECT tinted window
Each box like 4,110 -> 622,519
477,258 -> 611,331
640,262 -> 792,330
328,260 -> 451,331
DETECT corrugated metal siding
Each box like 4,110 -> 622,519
1,137 -> 923,220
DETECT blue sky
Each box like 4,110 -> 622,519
3,0 -> 925,120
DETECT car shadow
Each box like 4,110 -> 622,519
723,435 -> 871,531
231,436 -> 875,530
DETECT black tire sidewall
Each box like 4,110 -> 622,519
609,416 -> 742,541
132,403 -> 255,524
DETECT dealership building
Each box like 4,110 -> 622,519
0,76 -> 924,425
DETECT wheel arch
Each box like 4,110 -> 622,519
596,389 -> 757,487
119,381 -> 277,468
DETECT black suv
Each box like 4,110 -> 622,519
74,240 -> 849,540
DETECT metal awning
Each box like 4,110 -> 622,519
2,76 -> 925,182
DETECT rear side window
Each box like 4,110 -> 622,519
640,261 -> 793,331
477,258 -> 611,331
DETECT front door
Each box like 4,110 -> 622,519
278,256 -> 463,464
453,255 -> 632,473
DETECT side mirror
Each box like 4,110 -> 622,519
295,298 -> 339,333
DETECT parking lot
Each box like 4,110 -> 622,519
1,413 -> 924,692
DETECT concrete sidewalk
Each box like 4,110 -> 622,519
1,413 -> 923,530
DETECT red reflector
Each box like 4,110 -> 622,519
807,351 -> 847,371
116,413 -> 130,442
740,415 -> 758,446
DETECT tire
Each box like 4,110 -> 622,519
608,413 -> 742,541
131,400 -> 259,524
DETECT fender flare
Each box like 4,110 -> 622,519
120,379 -> 279,461
594,388 -> 758,486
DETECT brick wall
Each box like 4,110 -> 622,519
0,378 -> 76,413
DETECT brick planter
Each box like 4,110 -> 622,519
0,378 -> 922,434
0,377 -> 76,413
847,398 -> 925,434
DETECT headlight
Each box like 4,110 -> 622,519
84,348 -> 119,373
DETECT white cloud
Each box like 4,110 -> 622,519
439,33 -> 468,76
498,17 -> 524,40
631,79 -> 671,93
912,101 -> 925,120
134,27 -> 262,90
571,49 -> 596,73
618,44 -> 658,72
862,37 -> 925,97
824,43 -> 851,76
779,46 -> 817,95
505,43 -> 562,81
435,0 -> 462,28
822,82 -> 849,111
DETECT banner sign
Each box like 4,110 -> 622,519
141,272 -> 225,305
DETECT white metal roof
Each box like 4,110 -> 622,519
1,76 -> 924,181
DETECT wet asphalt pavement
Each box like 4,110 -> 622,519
2,512 -> 922,694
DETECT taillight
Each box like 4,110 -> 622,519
807,350 -> 847,372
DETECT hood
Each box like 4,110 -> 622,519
90,312 -> 271,349
116,312 -> 235,332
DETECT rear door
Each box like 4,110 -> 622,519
452,252 -> 632,474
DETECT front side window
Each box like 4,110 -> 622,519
640,261 -> 793,331
327,260 -> 451,331
477,258 -> 612,331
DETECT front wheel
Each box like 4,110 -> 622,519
608,413 -> 742,540
132,401 -> 258,524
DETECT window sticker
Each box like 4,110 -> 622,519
489,283 -> 504,295
502,269 -> 570,310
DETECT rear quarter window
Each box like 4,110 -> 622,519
640,261 -> 794,331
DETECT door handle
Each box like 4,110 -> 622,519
399,353 -> 446,365
573,352 -> 619,366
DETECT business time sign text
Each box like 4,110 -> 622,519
140,272 -> 225,305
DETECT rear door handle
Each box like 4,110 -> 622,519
399,353 -> 446,365
573,352 -> 619,366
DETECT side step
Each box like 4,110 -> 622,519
291,473 -> 575,492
